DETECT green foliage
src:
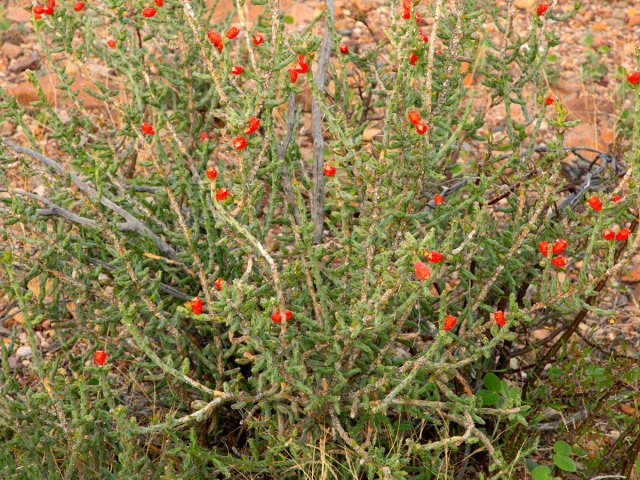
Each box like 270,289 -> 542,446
0,0 -> 638,478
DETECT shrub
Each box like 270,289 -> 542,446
1,0 -> 638,478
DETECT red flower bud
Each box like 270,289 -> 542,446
538,240 -> 549,256
426,251 -> 443,263
142,7 -> 156,17
271,310 -> 293,323
216,187 -> 229,201
323,164 -> 336,177
616,228 -> 630,241
233,137 -> 247,150
551,239 -> 567,255
226,26 -> 240,39
545,96 -> 555,106
94,350 -> 107,365
588,195 -> 602,212
611,195 -> 621,202
408,110 -> 422,125
444,315 -> 457,331
410,52 -> 418,66
154,0 -> 163,6
200,132 -> 208,140
295,56 -> 309,74
215,278 -> 225,291
288,68 -> 298,83
551,256 -> 567,268
253,34 -> 263,45
106,39 -> 116,49
73,2 -> 84,11
627,71 -> 640,85
231,65 -> 243,75
141,122 -> 155,135
339,44 -> 349,54
207,32 -> 223,51
602,228 -> 615,240
415,122 -> 428,135
536,2 -> 549,16
402,6 -> 411,19
206,167 -> 217,179
191,297 -> 203,314
494,310 -> 506,327
244,117 -> 260,135
434,194 -> 443,205
414,261 -> 431,281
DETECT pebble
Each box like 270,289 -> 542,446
15,346 -> 32,358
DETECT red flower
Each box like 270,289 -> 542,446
538,240 -> 549,256
627,71 -> 640,85
206,167 -> 217,179
244,116 -> 260,135
215,278 -> 225,291
215,187 -> 229,201
288,68 -> 298,83
48,0 -> 55,6
416,11 -> 422,23
94,350 -> 107,365
271,310 -> 293,323
323,164 -> 336,177
231,65 -> 243,75
200,132 -> 209,140
142,7 -> 156,17
602,228 -> 615,241
154,0 -> 163,6
588,195 -> 602,212
410,52 -> 418,66
106,39 -> 116,49
426,250 -> 443,263
545,96 -> 555,106
226,26 -> 240,39
418,29 -> 428,43
444,315 -> 457,331
616,228 -> 630,241
611,195 -> 621,202
408,110 -> 422,125
536,2 -> 549,16
434,194 -> 443,205
551,256 -> 567,268
141,122 -> 155,135
296,55 -> 309,74
253,34 -> 263,45
233,137 -> 247,150
494,310 -> 506,327
415,122 -> 428,135
191,297 -> 203,314
551,239 -> 567,255
402,7 -> 411,19
207,31 -> 223,51
414,261 -> 431,281
34,5 -> 45,15
42,4 -> 54,14
73,2 -> 84,11
339,44 -> 349,54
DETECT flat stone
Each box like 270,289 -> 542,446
6,7 -> 32,23
15,346 -> 32,358
1,43 -> 23,60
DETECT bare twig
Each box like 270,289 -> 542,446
310,0 -> 335,244
1,140 -> 178,261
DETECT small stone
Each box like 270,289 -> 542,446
628,15 -> 640,27
15,346 -> 32,358
1,43 -> 22,60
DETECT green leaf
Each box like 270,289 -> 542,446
483,373 -> 501,393
531,466 -> 552,480
553,440 -> 571,456
552,454 -> 577,472
283,15 -> 294,24
477,389 -> 499,406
